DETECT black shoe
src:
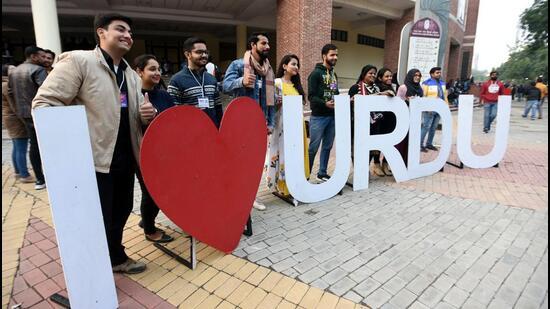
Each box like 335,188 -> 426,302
421,147 -> 428,153
35,181 -> 46,190
316,174 -> 331,182
426,145 -> 438,151
145,230 -> 174,243
483,129 -> 489,133
138,220 -> 144,229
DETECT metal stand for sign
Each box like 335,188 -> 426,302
442,161 -> 499,172
243,216 -> 253,236
50,293 -> 70,308
154,236 -> 197,270
273,192 -> 299,207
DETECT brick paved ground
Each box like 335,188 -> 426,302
2,101 -> 548,308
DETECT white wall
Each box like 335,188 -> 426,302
331,19 -> 386,89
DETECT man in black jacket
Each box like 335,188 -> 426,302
522,81 -> 542,120
307,44 -> 339,182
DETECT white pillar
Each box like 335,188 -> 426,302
31,0 -> 62,60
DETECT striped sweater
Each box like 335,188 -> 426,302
168,67 -> 223,128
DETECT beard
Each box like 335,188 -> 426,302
491,76 -> 498,81
257,48 -> 269,60
327,58 -> 337,67
193,57 -> 208,68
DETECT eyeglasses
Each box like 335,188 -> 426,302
193,50 -> 210,56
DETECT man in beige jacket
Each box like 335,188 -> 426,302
33,13 -> 156,274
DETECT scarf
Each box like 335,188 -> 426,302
358,81 -> 382,124
244,50 -> 275,106
404,69 -> 424,98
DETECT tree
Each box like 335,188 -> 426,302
520,0 -> 548,48
497,0 -> 548,82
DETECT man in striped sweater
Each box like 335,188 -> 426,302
168,37 -> 223,128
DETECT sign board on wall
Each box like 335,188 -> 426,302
407,17 -> 441,81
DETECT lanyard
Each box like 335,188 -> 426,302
188,67 -> 206,98
118,71 -> 125,92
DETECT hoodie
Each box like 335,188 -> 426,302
307,63 -> 339,117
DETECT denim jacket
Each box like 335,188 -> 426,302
222,58 -> 275,129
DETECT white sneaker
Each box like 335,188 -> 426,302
253,200 -> 266,211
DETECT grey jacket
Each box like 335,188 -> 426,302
8,61 -> 47,119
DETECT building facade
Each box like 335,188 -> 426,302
2,0 -> 479,89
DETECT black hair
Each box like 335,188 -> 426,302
321,44 -> 338,56
132,54 -> 167,90
376,67 -> 393,82
183,37 -> 207,53
133,54 -> 158,71
24,46 -> 44,59
93,13 -> 133,44
247,32 -> 268,50
536,77 -> 543,83
356,65 -> 377,84
490,70 -> 498,75
43,49 -> 56,58
429,67 -> 442,74
276,54 -> 306,99
531,81 -> 537,86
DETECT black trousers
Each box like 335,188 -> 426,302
135,168 -> 161,235
24,118 -> 45,183
96,166 -> 135,266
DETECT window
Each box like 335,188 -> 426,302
331,29 -> 348,42
457,0 -> 467,24
357,34 -> 385,49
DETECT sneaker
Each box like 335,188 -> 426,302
112,258 -> 146,274
421,147 -> 428,153
19,176 -> 35,183
483,129 -> 489,133
35,181 -> 46,190
253,200 -> 266,211
426,145 -> 438,151
521,114 -> 527,118
316,174 -> 331,182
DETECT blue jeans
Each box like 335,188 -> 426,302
483,103 -> 498,131
420,112 -> 440,147
12,138 -> 30,177
308,116 -> 335,176
523,100 -> 539,119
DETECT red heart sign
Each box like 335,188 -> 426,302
140,98 -> 267,253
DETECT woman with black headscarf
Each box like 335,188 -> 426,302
396,69 -> 424,166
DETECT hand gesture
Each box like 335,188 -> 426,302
242,71 -> 256,88
140,93 -> 157,122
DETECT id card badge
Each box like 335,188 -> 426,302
198,98 -> 209,108
257,78 -> 263,89
120,92 -> 128,108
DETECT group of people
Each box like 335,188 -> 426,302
3,46 -> 56,191
519,78 -> 548,120
4,12 -> 522,275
